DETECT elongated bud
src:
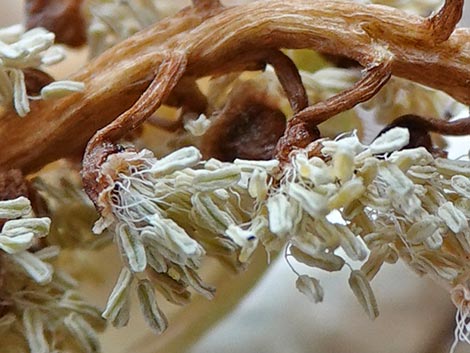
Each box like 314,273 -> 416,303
348,270 -> 379,320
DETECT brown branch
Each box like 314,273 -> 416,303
293,57 -> 392,125
264,50 -> 308,114
85,52 -> 187,152
425,0 -> 464,44
1,0 -> 470,173
389,114 -> 470,136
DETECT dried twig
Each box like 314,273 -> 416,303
0,0 -> 469,173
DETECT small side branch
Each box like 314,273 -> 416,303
82,52 -> 187,205
425,0 -> 463,44
293,58 -> 393,126
86,52 -> 188,153
389,114 -> 470,136
264,50 -> 309,114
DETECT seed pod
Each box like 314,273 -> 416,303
335,224 -> 368,261
291,246 -> 345,272
181,267 -> 215,300
389,147 -> 433,171
328,177 -> 366,210
378,164 -> 413,196
10,69 -> 29,117
332,147 -> 355,182
248,168 -> 269,201
296,275 -> 324,303
435,158 -> 470,177
361,246 -> 388,281
2,217 -> 50,238
0,233 -> 34,254
149,146 -> 201,176
102,268 -> 133,328
191,193 -> 234,234
267,193 -> 295,236
137,279 -> 168,334
348,270 -> 379,320
424,231 -> 443,250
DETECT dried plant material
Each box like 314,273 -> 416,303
348,270 -> 379,320
201,82 -> 286,161
291,246 -> 346,272
102,268 -> 133,328
89,145 -> 270,330
25,0 -> 87,47
1,0 -> 470,350
137,279 -> 168,334
295,275 -> 324,303
2,0 -> 470,171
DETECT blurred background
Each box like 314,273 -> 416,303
1,1 -> 470,353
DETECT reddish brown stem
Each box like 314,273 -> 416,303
264,50 -> 308,114
1,0 -> 470,173
425,0 -> 463,44
85,52 -> 188,154
389,114 -> 470,136
293,58 -> 392,125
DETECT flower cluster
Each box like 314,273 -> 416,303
0,25 -> 84,117
94,146 -> 276,331
0,197 -> 104,353
95,125 -> 470,348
